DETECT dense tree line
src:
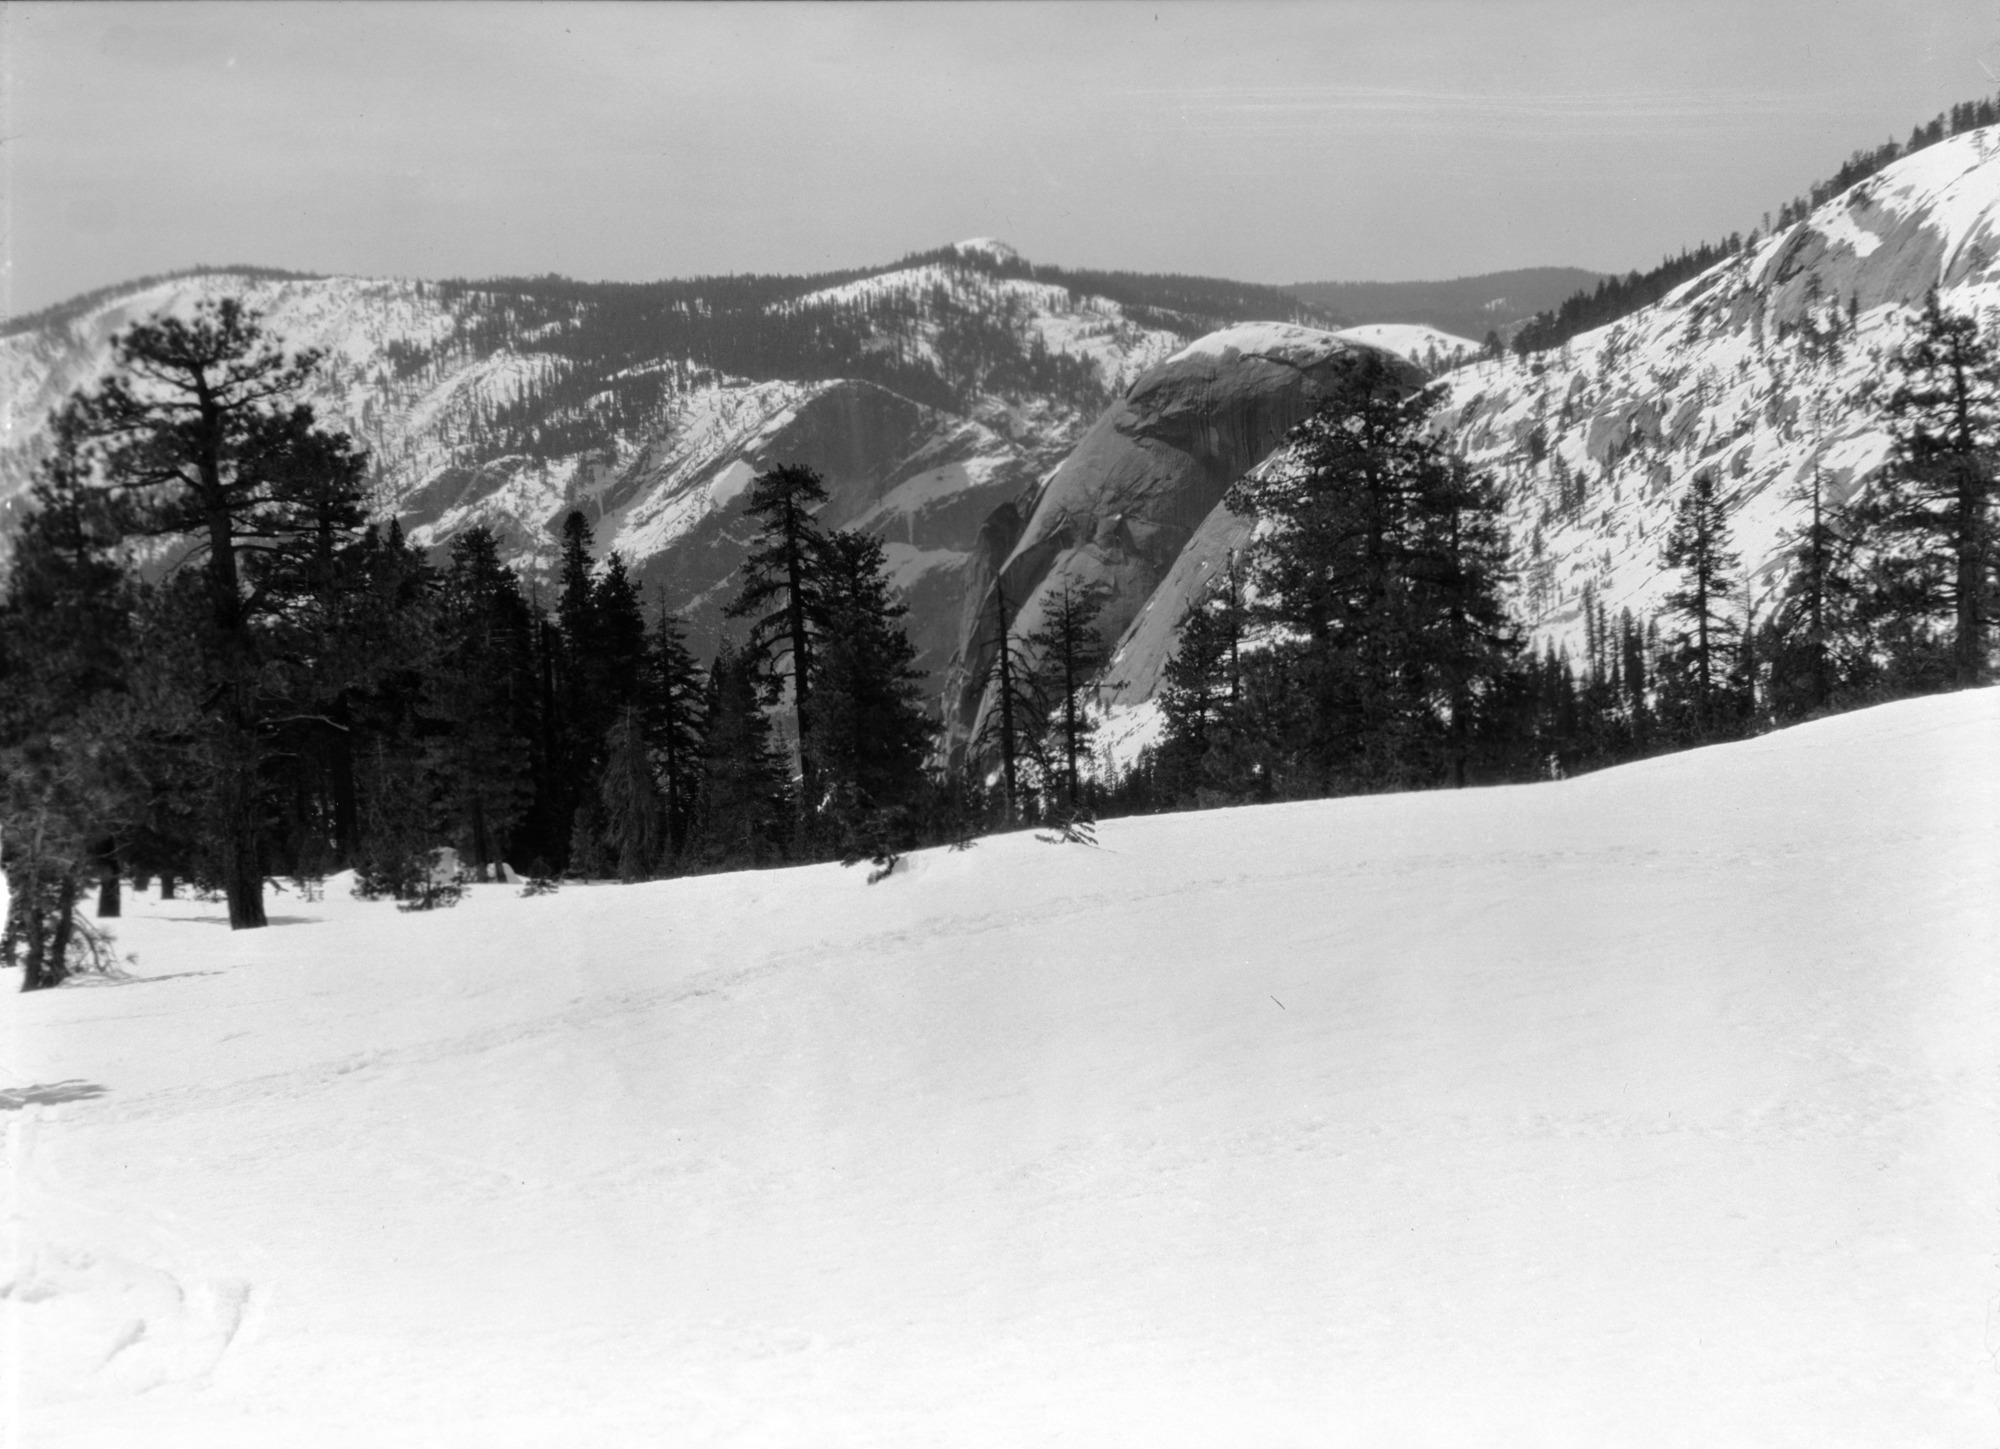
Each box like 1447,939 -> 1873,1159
5,288 -> 1994,985
0,302 -> 950,985
1118,293 -> 1995,811
1511,239 -> 1744,358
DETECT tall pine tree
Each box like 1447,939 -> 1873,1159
1857,289 -> 2000,687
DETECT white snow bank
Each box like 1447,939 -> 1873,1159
5,689 -> 1997,1448
1334,322 -> 1482,364
1165,321 -> 1350,367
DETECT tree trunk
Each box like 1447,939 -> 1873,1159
1956,460 -> 1985,686
159,873 -> 178,900
96,868 -> 121,919
48,876 -> 77,981
1,871 -> 22,969
330,710 -> 361,864
22,873 -> 76,992
471,797 -> 492,882
222,764 -> 267,930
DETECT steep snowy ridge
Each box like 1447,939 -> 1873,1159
6,689 -> 1995,1447
1435,126 -> 2000,656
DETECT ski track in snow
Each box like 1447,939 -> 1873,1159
3,689 -> 1996,1448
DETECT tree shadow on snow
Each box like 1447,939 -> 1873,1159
0,1080 -> 108,1111
176,915 -> 321,928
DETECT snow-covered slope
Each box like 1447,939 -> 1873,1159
1438,126 -> 2000,656
7,688 -> 1995,1448
1333,321 -> 1480,369
0,252 -> 1195,681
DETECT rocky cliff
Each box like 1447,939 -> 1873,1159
944,324 -> 1424,751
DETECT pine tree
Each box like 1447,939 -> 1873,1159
1157,562 -> 1249,804
974,576 -> 1043,822
694,643 -> 792,868
1410,458 -> 1522,785
1657,469 -> 1746,740
1857,289 -> 2000,687
726,464 -> 833,828
644,600 -> 707,865
0,418 -> 140,987
1761,440 -> 1873,721
598,705 -> 664,882
1224,350 -> 1520,792
805,530 -> 936,857
430,528 -> 536,880
1026,581 -> 1110,810
592,553 -> 650,715
63,299 -> 373,929
554,510 -> 604,813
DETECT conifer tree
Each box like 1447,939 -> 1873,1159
430,527 -> 536,880
695,643 -> 792,867
1026,581 -> 1110,810
1761,445 -> 1873,721
726,464 -> 833,825
62,299 -> 374,928
806,530 -> 936,855
598,705 -> 664,882
975,577 -> 1043,821
554,510 -> 603,806
1412,458 -> 1522,785
1225,350 -> 1519,792
1857,289 -> 2000,686
0,419 -> 140,987
1657,470 -> 1747,739
1157,563 -> 1249,803
644,601 -> 707,864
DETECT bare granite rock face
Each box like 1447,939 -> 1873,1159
945,324 -> 1422,753
597,379 -> 1041,684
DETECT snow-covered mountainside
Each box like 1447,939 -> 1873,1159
0,247 -> 1237,683
1437,127 -> 2000,656
1066,128 -> 2000,759
6,688 -> 1995,1447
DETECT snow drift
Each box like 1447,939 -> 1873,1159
5,688 -> 1997,1447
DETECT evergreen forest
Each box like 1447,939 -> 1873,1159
2,276 -> 1995,987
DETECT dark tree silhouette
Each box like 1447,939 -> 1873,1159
65,299 -> 371,929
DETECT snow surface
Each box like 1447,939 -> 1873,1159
5,690 -> 1998,1448
1165,321 -> 1351,367
1333,323 -> 1482,366
952,238 -> 1022,265
1437,126 -> 2000,662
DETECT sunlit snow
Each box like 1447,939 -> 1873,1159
6,689 -> 1995,1448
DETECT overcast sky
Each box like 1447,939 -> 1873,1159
5,1 -> 1999,316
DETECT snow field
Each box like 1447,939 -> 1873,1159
4,688 -> 1997,1447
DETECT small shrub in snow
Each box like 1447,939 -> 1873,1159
66,914 -> 130,977
1037,811 -> 1098,847
397,880 -> 463,913
841,847 -> 903,885
519,876 -> 560,897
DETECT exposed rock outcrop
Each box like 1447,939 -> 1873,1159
945,324 -> 1422,751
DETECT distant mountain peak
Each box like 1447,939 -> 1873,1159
953,238 -> 1022,265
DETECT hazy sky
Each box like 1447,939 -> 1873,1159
6,1 -> 2000,316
